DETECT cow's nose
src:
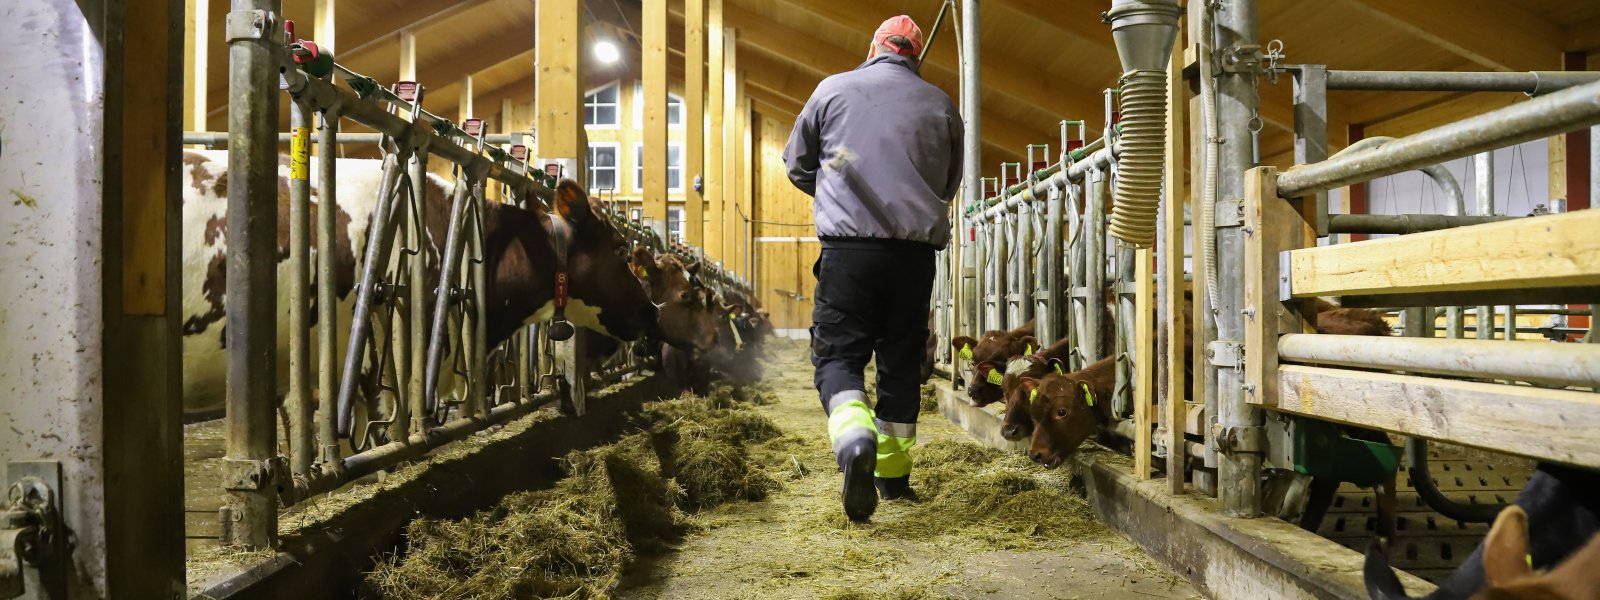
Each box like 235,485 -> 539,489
1029,452 -> 1043,463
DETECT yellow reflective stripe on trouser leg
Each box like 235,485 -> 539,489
874,419 -> 917,478
826,390 -> 878,454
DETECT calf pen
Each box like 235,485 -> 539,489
930,0 -> 1600,597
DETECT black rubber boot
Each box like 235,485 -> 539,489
875,475 -> 917,501
837,436 -> 878,522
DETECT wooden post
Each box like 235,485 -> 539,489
684,0 -> 706,244
1345,124 -> 1368,242
721,28 -> 738,267
643,0 -> 669,225
1134,248 -> 1154,480
1163,30 -> 1187,493
1562,51 -> 1591,338
536,0 -> 587,414
399,29 -> 417,80
706,0 -> 725,261
741,91 -> 754,282
459,74 -> 473,121
314,0 -> 335,52
183,0 -> 208,137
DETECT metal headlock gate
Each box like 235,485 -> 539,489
932,0 -> 1600,590
210,10 -> 750,551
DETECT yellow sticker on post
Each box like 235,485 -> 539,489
290,127 -> 311,181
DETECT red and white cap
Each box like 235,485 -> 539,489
870,15 -> 923,58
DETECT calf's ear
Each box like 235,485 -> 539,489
631,247 -> 656,278
1483,505 -> 1534,587
554,180 -> 595,224
1016,335 -> 1039,355
951,336 -> 978,356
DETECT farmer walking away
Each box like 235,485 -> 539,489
783,14 -> 964,522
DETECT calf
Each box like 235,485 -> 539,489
180,151 -> 658,417
1365,464 -> 1600,600
633,248 -> 720,352
1023,356 -> 1116,469
949,319 -> 1038,406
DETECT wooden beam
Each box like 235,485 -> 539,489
1286,209 -> 1600,298
684,0 -> 706,244
458,75 -> 474,120
398,30 -> 417,80
1275,365 -> 1600,467
706,0 -> 725,261
1162,35 -> 1187,494
340,0 -> 490,60
643,0 -> 669,224
1567,15 -> 1600,53
1340,0 -> 1563,72
1134,245 -> 1153,480
536,0 -> 584,160
183,0 -> 208,133
761,0 -> 1106,135
721,27 -> 738,265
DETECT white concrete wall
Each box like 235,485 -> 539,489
0,3 -> 109,596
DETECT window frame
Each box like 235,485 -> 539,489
633,141 -> 685,193
586,142 -> 622,194
633,83 -> 685,129
584,82 -> 622,129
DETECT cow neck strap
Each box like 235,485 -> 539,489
547,217 -> 573,315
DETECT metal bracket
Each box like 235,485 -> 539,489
1218,43 -> 1263,75
225,9 -> 276,43
222,457 -> 288,492
1212,423 -> 1265,455
1277,250 -> 1294,301
1214,199 -> 1243,228
2,462 -> 64,599
1205,340 -> 1243,368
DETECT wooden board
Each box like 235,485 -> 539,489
1163,31 -> 1188,494
1287,209 -> 1600,298
1244,167 -> 1315,406
1135,247 -> 1154,480
1275,365 -> 1600,468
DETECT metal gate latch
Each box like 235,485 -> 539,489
1213,424 -> 1265,456
1,477 -> 63,600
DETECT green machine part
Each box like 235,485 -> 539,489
1292,417 -> 1402,488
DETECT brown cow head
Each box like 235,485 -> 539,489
647,252 -> 720,352
950,320 -> 1037,406
551,181 -> 658,341
1027,357 -> 1113,469
999,357 -> 1056,441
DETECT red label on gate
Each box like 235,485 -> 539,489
395,81 -> 419,102
1066,139 -> 1085,152
544,163 -> 561,178
464,118 -> 484,137
510,145 -> 528,161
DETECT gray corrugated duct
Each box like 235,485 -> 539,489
1104,0 -> 1182,248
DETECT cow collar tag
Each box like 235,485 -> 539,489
985,368 -> 1004,385
959,343 -> 973,361
1081,383 -> 1095,408
547,217 -> 574,321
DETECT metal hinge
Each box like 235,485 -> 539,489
2,462 -> 65,600
1214,199 -> 1243,228
1206,340 -> 1243,368
225,9 -> 276,43
222,457 -> 288,492
1212,424 -> 1265,455
1278,251 -> 1295,301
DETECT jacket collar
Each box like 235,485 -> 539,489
855,52 -> 920,76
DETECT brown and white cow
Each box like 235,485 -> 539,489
180,150 -> 658,416
948,319 -> 1038,407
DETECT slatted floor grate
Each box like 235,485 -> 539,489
1313,448 -> 1532,583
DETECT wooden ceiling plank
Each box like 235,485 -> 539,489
1341,0 -> 1563,72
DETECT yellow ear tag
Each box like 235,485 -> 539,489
985,368 -> 1004,385
1053,362 -> 1065,376
1028,388 -> 1039,405
1025,344 -> 1034,355
1081,383 -> 1095,407
959,344 -> 973,361
636,265 -> 649,278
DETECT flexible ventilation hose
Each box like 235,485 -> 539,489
1107,69 -> 1167,248
1199,4 -> 1221,326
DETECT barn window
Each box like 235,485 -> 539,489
633,84 -> 684,128
633,142 -> 684,193
587,143 -> 619,192
667,206 -> 685,242
584,83 -> 620,127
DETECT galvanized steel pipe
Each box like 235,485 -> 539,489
1325,70 -> 1600,95
1278,78 -> 1600,198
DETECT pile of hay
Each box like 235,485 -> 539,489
366,390 -> 782,598
919,383 -> 940,413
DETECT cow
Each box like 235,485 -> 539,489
180,150 -> 659,418
948,319 -> 1038,406
1365,464 -> 1600,600
632,247 -> 720,352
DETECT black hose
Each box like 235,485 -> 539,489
1407,438 -> 1508,524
